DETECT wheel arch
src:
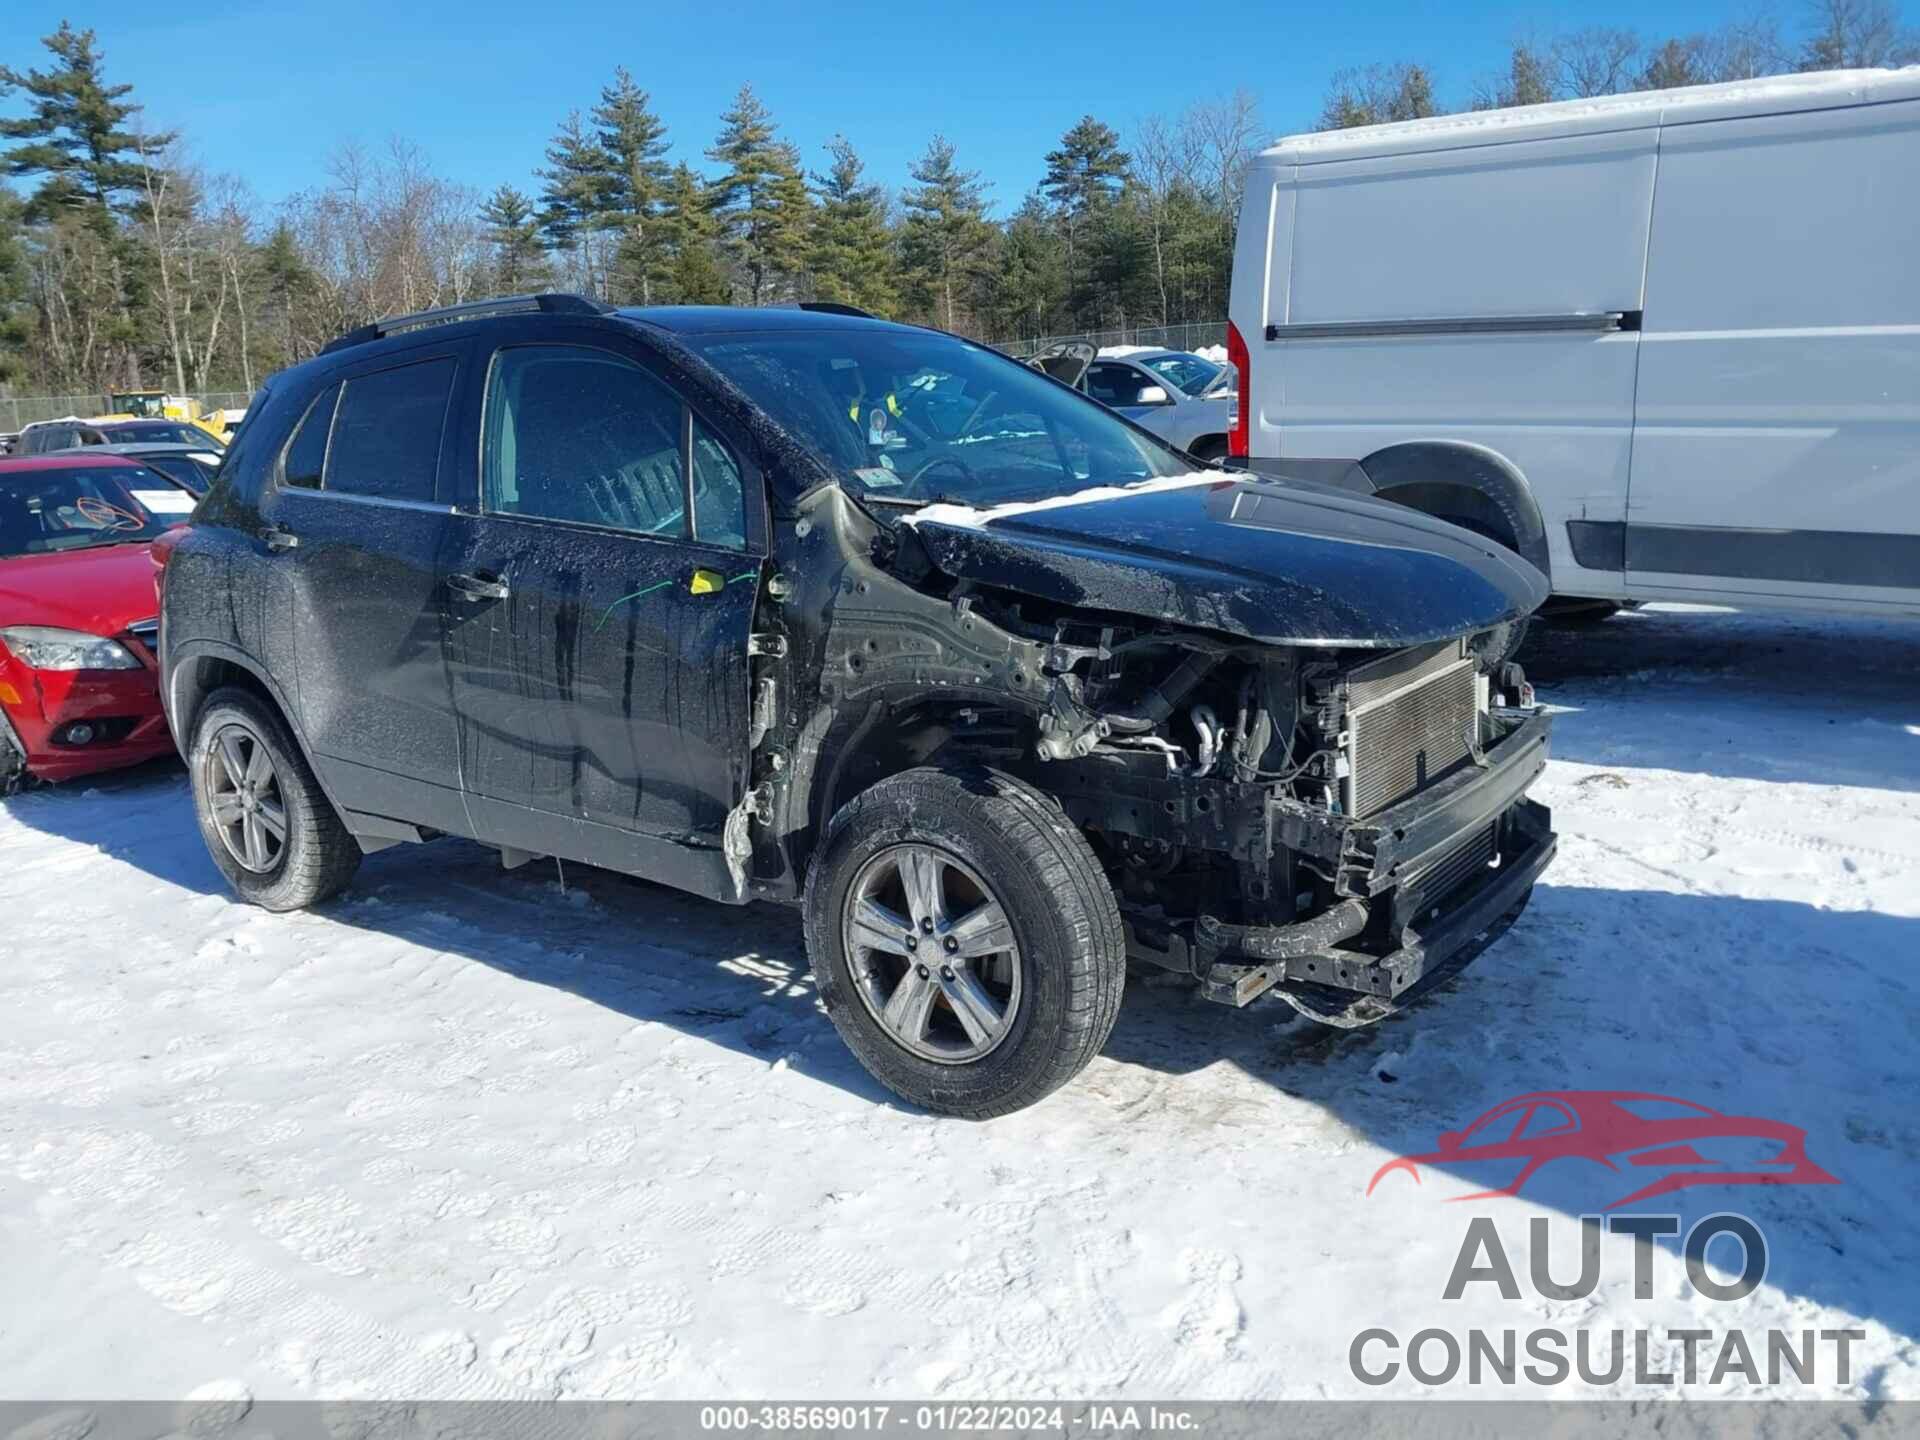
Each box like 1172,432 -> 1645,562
780,686 -> 1046,892
166,642 -> 298,748
1359,440 -> 1551,582
165,641 -> 351,821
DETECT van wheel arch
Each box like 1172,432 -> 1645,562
1359,441 -> 1551,582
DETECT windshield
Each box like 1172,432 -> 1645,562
686,328 -> 1196,509
138,454 -> 217,495
0,465 -> 195,558
1140,353 -> 1228,397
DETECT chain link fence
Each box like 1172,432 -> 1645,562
987,319 -> 1228,360
0,390 -> 253,434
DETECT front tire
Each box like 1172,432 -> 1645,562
1540,597 -> 1623,625
804,766 -> 1125,1118
189,687 -> 360,911
1438,513 -> 1532,667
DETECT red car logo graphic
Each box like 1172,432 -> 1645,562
1367,1090 -> 1839,1209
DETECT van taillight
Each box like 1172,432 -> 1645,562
1226,319 -> 1251,457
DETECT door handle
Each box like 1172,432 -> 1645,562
447,571 -> 510,602
262,525 -> 299,553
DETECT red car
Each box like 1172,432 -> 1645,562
1368,1090 -> 1838,1209
0,454 -> 195,789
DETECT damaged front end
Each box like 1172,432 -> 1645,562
753,473 -> 1557,1029
1013,623 -> 1554,1026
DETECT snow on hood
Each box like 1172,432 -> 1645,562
902,471 -> 1224,531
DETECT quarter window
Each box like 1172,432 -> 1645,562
691,417 -> 747,550
324,358 -> 455,503
282,383 -> 339,490
484,344 -> 724,543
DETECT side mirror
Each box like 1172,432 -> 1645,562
1136,385 -> 1172,406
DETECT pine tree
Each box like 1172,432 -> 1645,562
257,221 -> 316,364
1320,63 -> 1444,129
0,22 -> 172,222
899,136 -> 993,334
1041,117 -> 1130,328
1639,37 -> 1709,90
1085,183 -> 1150,331
592,68 -> 671,303
479,185 -> 551,294
705,85 -> 810,305
1481,44 -> 1555,108
808,137 -> 896,315
986,193 -> 1065,340
655,161 -> 730,305
0,190 -> 33,383
536,111 -> 616,294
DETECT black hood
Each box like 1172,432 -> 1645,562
905,473 -> 1549,648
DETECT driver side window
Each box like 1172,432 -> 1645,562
1087,363 -> 1152,407
483,345 -> 688,538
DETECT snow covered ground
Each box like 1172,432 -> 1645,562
1,603 -> 1915,1402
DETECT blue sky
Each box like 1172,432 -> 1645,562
6,0 -> 1790,212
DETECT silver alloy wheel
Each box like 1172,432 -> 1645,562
204,723 -> 288,874
843,843 -> 1022,1064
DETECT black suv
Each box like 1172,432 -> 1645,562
159,294 -> 1556,1117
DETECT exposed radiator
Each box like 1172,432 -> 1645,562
1340,638 -> 1480,818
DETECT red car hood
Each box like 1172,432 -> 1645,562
0,543 -> 161,635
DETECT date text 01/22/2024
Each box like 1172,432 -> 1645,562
697,1405 -> 1201,1432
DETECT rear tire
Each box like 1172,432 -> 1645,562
804,766 -> 1125,1118
188,686 -> 360,911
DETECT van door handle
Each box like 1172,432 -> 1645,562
262,525 -> 299,552
447,571 -> 510,602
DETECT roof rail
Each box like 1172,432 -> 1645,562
793,301 -> 878,320
320,293 -> 612,355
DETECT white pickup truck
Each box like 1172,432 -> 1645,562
1227,68 -> 1920,629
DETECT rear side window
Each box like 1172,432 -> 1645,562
282,383 -> 340,490
324,358 -> 455,503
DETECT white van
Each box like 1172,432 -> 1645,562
1226,68 -> 1920,626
